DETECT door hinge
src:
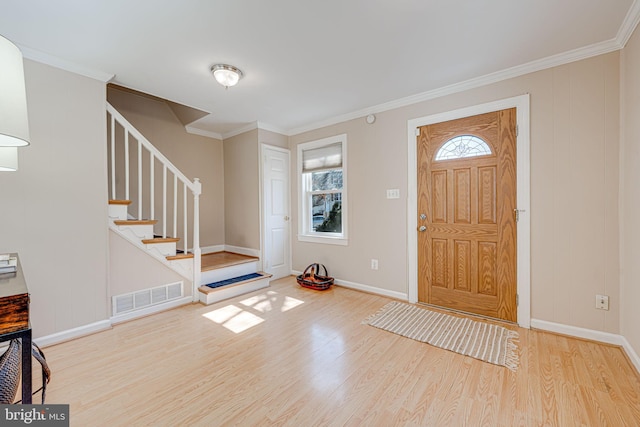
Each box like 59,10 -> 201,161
514,209 -> 526,222
415,128 -> 420,137
516,124 -> 519,137
516,294 -> 519,306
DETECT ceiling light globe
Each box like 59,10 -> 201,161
211,64 -> 243,88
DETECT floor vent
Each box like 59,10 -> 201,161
113,282 -> 183,316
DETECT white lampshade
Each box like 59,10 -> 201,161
0,147 -> 18,171
211,64 -> 243,88
0,35 -> 30,147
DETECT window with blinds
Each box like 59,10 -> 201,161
297,134 -> 347,245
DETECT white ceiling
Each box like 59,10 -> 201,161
1,0 -> 638,138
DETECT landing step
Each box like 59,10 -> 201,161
201,251 -> 259,272
198,271 -> 272,305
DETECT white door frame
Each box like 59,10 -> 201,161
407,94 -> 531,328
259,143 -> 292,279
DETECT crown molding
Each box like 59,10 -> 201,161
255,121 -> 288,136
617,0 -> 640,48
188,120 -> 286,141
184,125 -> 223,140
221,122 -> 259,140
287,37 -> 624,137
19,45 -> 114,82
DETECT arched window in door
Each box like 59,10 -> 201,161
434,135 -> 492,161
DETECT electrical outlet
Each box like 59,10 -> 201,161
595,294 -> 609,310
371,259 -> 379,270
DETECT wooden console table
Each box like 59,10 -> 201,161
0,253 -> 32,404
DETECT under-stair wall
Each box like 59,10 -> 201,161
109,230 -> 192,322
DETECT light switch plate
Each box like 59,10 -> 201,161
386,189 -> 400,199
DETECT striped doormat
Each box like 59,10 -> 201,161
363,301 -> 519,371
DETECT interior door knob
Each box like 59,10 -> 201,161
418,226 -> 427,232
284,216 -> 290,221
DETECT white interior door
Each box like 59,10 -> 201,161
262,145 -> 291,279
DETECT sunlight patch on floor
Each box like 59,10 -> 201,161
202,305 -> 264,333
240,290 -> 304,313
202,290 -> 305,333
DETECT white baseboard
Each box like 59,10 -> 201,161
111,296 -> 192,325
200,244 -> 225,254
621,336 -> 640,374
531,318 -> 640,375
33,297 -> 193,348
225,245 -> 260,258
530,319 -> 623,345
291,270 -> 408,301
35,319 -> 112,348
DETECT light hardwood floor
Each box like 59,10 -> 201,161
37,277 -> 640,426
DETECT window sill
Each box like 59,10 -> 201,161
297,234 -> 348,246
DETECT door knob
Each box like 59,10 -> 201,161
418,226 -> 427,232
284,216 -> 290,221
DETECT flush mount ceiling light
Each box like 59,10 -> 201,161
0,35 -> 30,146
211,64 -> 243,88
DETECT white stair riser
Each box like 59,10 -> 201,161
199,277 -> 270,305
115,224 -> 154,240
108,204 -> 128,220
200,261 -> 259,286
145,242 -> 177,257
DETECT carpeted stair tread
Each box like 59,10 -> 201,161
199,272 -> 272,294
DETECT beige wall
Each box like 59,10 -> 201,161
0,60 -> 109,338
107,88 -> 225,249
224,129 -> 260,250
621,28 -> 640,355
259,128 -> 289,150
291,52 -> 621,333
109,231 -> 190,298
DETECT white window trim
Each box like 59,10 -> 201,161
297,134 -> 348,246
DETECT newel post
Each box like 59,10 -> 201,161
192,178 -> 202,302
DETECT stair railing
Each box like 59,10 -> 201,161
106,102 -> 201,298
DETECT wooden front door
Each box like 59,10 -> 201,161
417,108 -> 517,322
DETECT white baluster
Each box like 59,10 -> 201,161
150,152 -> 155,221
183,182 -> 188,254
110,114 -> 115,200
162,165 -> 167,239
124,131 -> 130,201
138,140 -> 142,220
173,174 -> 178,239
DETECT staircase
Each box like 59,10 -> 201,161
107,102 -> 271,309
108,199 -> 196,281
